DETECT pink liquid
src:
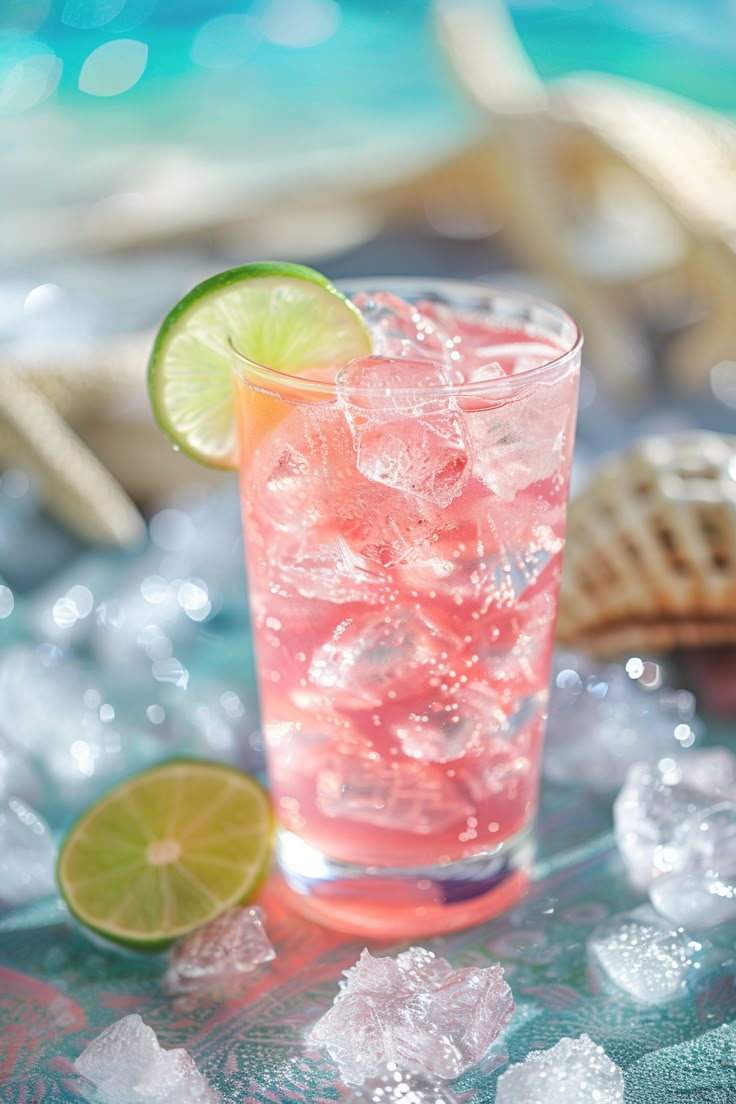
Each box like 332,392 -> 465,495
236,296 -> 579,887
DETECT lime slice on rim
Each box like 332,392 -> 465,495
57,760 -> 273,950
148,261 -> 371,469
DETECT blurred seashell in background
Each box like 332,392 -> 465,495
433,0 -> 736,406
557,432 -> 736,658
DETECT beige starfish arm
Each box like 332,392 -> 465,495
6,332 -> 153,421
0,369 -> 146,548
481,131 -> 651,400
433,0 -> 547,115
665,240 -> 736,392
551,75 -> 736,392
552,74 -> 736,242
433,0 -> 649,402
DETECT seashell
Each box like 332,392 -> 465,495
434,0 -> 736,404
557,432 -> 736,658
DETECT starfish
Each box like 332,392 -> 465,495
0,333 -> 151,548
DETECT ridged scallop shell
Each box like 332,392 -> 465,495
557,432 -> 736,657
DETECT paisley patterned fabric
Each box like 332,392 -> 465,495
2,775 -> 735,1103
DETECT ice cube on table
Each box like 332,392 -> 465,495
650,871 -> 736,930
308,947 -> 514,1085
613,750 -> 736,890
646,800 -> 736,928
341,1066 -> 465,1104
679,747 -> 736,797
165,906 -> 275,992
0,644 -> 148,815
0,795 -> 57,907
336,357 -> 470,508
0,732 -> 44,806
587,905 -> 705,1004
675,800 -> 736,876
495,1034 -> 623,1104
74,1013 -> 219,1104
544,651 -> 701,791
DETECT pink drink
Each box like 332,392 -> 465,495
233,281 -> 581,937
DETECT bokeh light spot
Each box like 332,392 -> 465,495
0,586 -> 14,620
23,283 -> 65,316
152,657 -> 189,689
0,50 -> 62,111
62,0 -> 127,30
150,508 -> 196,551
78,39 -> 148,97
1,470 -> 30,499
2,0 -> 53,35
191,13 -> 259,69
67,585 -> 94,618
260,0 -> 340,48
711,360 -> 736,410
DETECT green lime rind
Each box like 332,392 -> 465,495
57,759 -> 274,951
147,261 -> 371,470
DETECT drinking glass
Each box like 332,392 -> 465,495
231,278 -> 581,937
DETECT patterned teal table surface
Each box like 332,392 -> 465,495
1,475 -> 735,1103
2,763 -> 736,1103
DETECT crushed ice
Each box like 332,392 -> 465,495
545,650 -> 700,791
587,905 -> 706,1004
0,793 -> 57,907
495,1034 -> 624,1104
308,947 -> 514,1085
74,1013 -> 219,1104
613,748 -> 736,884
165,906 -> 275,992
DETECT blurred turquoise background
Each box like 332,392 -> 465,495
3,0 -> 736,118
2,0 -> 735,215
2,0 -> 736,552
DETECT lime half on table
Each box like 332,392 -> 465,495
57,760 -> 273,950
148,261 -> 371,469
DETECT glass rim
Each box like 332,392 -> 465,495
229,276 -> 583,399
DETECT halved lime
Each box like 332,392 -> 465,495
148,261 -> 371,469
57,760 -> 273,950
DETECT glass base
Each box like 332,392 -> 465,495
275,824 -> 535,939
